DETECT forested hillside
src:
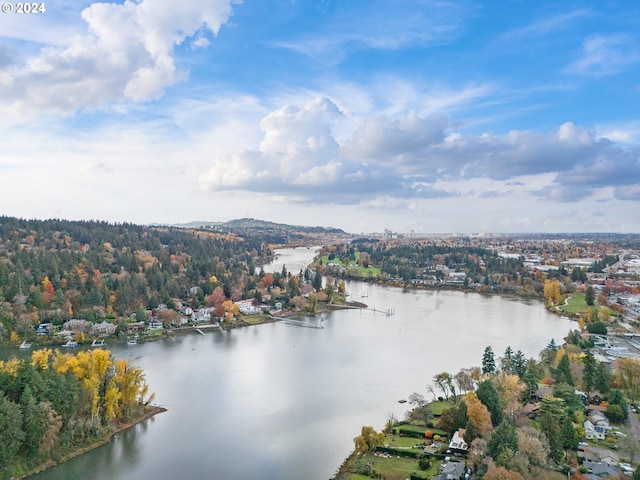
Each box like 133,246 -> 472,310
0,216 -> 269,339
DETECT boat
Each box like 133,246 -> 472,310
19,340 -> 32,349
127,334 -> 139,345
91,339 -> 106,347
62,339 -> 78,348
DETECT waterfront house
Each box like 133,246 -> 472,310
448,429 -> 468,455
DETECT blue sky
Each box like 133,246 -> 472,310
1,0 -> 639,233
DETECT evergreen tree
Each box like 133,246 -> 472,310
585,286 -> 595,306
477,380 -> 503,427
0,393 -> 24,471
488,420 -> 518,466
482,346 -> 496,375
582,351 -> 596,396
595,362 -> 611,394
512,350 -> 527,379
554,353 -> 574,386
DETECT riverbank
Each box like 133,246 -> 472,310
19,405 -> 167,479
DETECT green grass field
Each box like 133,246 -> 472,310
560,293 -> 616,317
315,254 -> 382,278
353,453 -> 438,479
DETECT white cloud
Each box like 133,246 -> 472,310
565,34 -> 640,76
0,0 -> 238,120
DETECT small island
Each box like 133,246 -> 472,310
0,348 -> 159,479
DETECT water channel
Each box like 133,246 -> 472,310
29,247 -> 573,479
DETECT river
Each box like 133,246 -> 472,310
30,247 -> 573,480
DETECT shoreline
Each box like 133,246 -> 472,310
19,405 -> 167,479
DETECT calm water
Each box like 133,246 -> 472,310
29,248 -> 573,480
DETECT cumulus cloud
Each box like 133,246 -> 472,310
0,0 -> 237,118
199,97 -> 640,207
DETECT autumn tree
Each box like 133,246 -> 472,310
614,357 -> 640,401
465,392 -> 493,438
493,372 -> 524,415
543,279 -> 562,306
483,466 -> 525,480
353,426 -> 385,454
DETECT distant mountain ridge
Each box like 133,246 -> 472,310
165,218 -> 346,235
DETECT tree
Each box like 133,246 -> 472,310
512,350 -> 527,379
0,393 -> 24,471
585,286 -> 595,306
488,420 -> 518,466
354,426 -> 385,454
434,372 -> 454,401
595,362 -> 611,394
501,346 -> 514,374
465,393 -> 493,437
614,357 -> 640,402
483,346 -> 496,375
539,395 -> 567,462
406,392 -> 433,425
554,353 -> 574,386
483,466 -> 525,480
582,351 -> 596,396
477,380 -> 503,426
493,372 -> 524,415
455,368 -> 476,394
543,279 -> 561,306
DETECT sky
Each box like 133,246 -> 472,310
1,0 -> 639,234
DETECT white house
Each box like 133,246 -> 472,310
583,420 -> 606,440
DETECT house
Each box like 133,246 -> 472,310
584,420 -> 606,440
127,321 -> 145,331
91,321 -> 116,336
588,391 -> 605,405
63,319 -> 90,333
433,460 -> 467,480
448,429 -> 468,455
584,461 -> 621,478
530,385 -> 553,402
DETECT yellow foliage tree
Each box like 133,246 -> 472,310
543,279 -> 561,306
10,331 -> 21,345
31,348 -> 52,370
492,372 -> 524,414
354,426 -> 385,454
0,358 -> 21,375
464,392 -> 493,437
598,308 -> 610,323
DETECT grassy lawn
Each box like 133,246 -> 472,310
355,453 -> 438,479
241,315 -> 270,325
386,435 -> 423,448
393,424 -> 448,438
560,293 -> 616,318
561,293 -> 588,314
430,399 -> 455,416
315,254 -> 382,278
